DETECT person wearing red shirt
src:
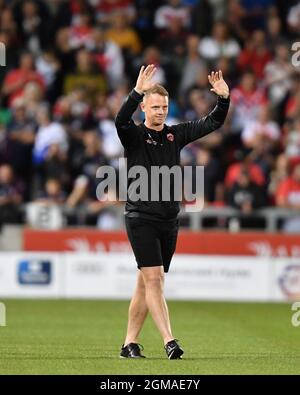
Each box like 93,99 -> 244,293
276,163 -> 300,209
237,30 -> 272,80
2,52 -> 45,107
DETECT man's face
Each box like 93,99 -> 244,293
20,54 -> 34,71
141,93 -> 169,127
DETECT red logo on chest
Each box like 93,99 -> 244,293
167,133 -> 174,142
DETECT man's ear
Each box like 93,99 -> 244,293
140,102 -> 145,113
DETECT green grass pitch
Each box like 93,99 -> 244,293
0,299 -> 299,375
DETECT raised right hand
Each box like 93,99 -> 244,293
134,64 -> 157,95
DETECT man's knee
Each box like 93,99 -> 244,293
141,267 -> 164,289
136,272 -> 146,293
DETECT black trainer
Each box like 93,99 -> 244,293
120,343 -> 146,358
164,339 -> 184,359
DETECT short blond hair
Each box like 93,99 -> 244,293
144,84 -> 169,98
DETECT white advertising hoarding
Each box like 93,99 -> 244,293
166,255 -> 271,301
0,253 -> 63,298
0,252 -> 298,301
64,254 -> 270,301
64,253 -> 137,299
270,259 -> 300,302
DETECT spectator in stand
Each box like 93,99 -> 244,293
226,169 -> 266,214
53,87 -> 95,142
198,21 -> 240,65
1,51 -> 45,108
35,178 -> 66,205
0,164 -> 24,226
98,102 -> 124,169
69,129 -> 107,181
53,0 -> 94,30
184,65 -> 212,99
134,0 -> 162,46
94,0 -> 136,26
35,50 -> 61,103
183,88 -> 212,122
284,74 -> 300,122
0,7 -> 18,48
69,11 -> 93,49
156,15 -> 188,59
276,163 -> 300,232
51,93 -> 85,177
5,97 -> 36,186
190,0 -> 213,37
181,88 -> 223,157
195,147 -> 222,203
154,0 -> 190,30
226,0 -> 248,42
32,115 -> 69,198
105,10 -> 142,56
285,117 -> 300,159
14,0 -> 51,54
33,105 -> 68,173
215,56 -> 237,90
88,27 -> 125,90
265,15 -> 285,52
229,70 -> 266,135
63,48 -> 107,101
241,104 -> 280,151
54,28 -> 77,77
93,92 -> 110,122
225,153 -> 266,189
42,143 -> 70,193
134,46 -> 167,88
237,30 -> 272,80
264,42 -> 296,110
66,130 -> 117,228
268,153 -> 288,202
276,163 -> 300,209
287,1 -> 300,35
239,0 -> 275,31
178,34 -> 207,96
22,82 -> 44,119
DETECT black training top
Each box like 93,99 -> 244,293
115,89 -> 230,221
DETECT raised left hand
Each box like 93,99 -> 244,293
208,70 -> 229,99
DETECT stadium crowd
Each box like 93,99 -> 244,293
0,0 -> 300,230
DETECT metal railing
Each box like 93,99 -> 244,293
19,203 -> 300,233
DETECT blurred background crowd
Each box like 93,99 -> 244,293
0,0 -> 300,230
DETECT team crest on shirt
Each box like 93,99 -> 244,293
167,133 -> 174,142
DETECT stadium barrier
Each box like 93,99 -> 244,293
16,203 -> 300,232
0,252 -> 299,302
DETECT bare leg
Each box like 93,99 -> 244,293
141,266 -> 174,345
124,271 -> 148,345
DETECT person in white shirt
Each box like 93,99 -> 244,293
199,21 -> 240,62
241,105 -> 280,149
33,105 -> 68,164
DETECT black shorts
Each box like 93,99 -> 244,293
125,216 -> 179,273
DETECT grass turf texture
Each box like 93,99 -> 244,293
0,299 -> 299,375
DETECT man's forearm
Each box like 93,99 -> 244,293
115,89 -> 144,127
